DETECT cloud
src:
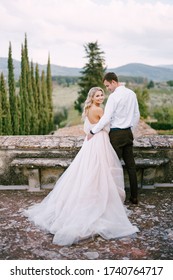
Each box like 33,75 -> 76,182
0,0 -> 173,67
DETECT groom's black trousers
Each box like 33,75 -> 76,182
109,128 -> 138,198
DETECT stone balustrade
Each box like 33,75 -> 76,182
0,135 -> 173,190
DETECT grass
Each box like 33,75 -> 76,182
52,83 -> 79,109
157,130 -> 173,135
52,83 -> 83,126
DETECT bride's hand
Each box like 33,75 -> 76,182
87,132 -> 94,141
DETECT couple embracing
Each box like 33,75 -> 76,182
24,72 -> 140,246
88,72 -> 140,205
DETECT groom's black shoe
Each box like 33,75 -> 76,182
129,197 -> 138,205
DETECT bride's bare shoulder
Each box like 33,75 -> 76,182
91,105 -> 103,114
87,106 -> 103,123
95,106 -> 104,117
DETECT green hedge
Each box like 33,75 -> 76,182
148,122 -> 173,130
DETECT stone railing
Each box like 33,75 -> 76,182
0,135 -> 173,190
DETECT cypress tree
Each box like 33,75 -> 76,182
46,55 -> 54,132
23,36 -> 31,135
23,35 -> 38,134
35,64 -> 43,134
35,63 -> 40,120
24,33 -> 29,69
18,74 -> 25,135
24,53 -> 37,134
3,34 -> 54,135
28,66 -> 37,135
41,70 -> 49,134
8,42 -> 19,135
16,94 -> 21,134
20,45 -> 30,134
0,73 -> 12,135
19,46 -> 26,134
0,76 -> 2,135
75,41 -> 106,113
31,61 -> 39,134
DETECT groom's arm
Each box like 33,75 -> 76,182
87,95 -> 115,139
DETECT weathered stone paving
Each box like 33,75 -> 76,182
0,189 -> 172,260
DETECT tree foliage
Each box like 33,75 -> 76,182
153,106 -> 173,123
0,34 -> 54,135
147,80 -> 155,89
0,73 -> 12,135
8,42 -> 19,135
74,41 -> 106,113
135,87 -> 149,119
167,80 -> 173,87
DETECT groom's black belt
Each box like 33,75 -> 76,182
110,127 -> 130,131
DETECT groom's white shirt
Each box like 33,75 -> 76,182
91,85 -> 140,134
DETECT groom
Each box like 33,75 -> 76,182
88,72 -> 140,204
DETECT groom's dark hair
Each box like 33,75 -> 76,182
103,72 -> 119,83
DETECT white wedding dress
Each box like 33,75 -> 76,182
24,118 -> 138,246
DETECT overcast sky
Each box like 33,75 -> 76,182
1,0 -> 173,68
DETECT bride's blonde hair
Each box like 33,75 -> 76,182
82,87 -> 104,119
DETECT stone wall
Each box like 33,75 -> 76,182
0,135 -> 173,190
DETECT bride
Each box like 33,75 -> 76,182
24,87 -> 139,246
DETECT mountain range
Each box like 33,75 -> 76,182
1,57 -> 173,82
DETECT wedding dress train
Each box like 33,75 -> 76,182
24,118 -> 138,246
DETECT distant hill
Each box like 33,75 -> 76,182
1,57 -> 173,82
109,63 -> 173,82
0,57 -> 81,79
158,64 -> 173,70
0,57 -> 21,79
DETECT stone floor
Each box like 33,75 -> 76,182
0,188 -> 173,260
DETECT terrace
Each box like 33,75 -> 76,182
0,129 -> 173,260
